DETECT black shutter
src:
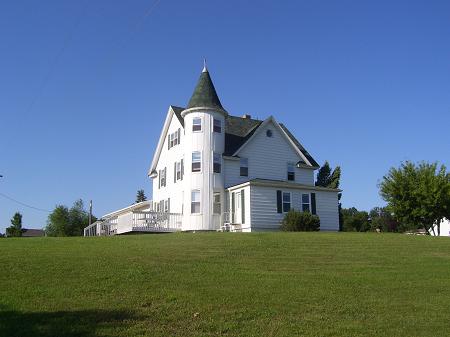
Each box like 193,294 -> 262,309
241,190 -> 245,224
177,128 -> 181,144
231,192 -> 235,223
276,190 -> 282,213
158,170 -> 161,189
174,162 -> 176,183
168,198 -> 170,213
168,135 -> 170,149
181,159 -> 184,180
311,193 -> 316,215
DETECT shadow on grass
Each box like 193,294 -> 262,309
0,308 -> 137,337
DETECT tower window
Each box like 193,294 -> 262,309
193,117 -> 202,132
191,190 -> 201,213
192,151 -> 201,172
213,119 -> 221,133
213,153 -> 221,173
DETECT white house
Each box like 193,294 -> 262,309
84,65 -> 340,235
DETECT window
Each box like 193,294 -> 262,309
168,129 -> 181,149
164,199 -> 170,213
191,190 -> 200,213
302,193 -> 310,212
176,161 -> 182,180
213,153 -> 221,173
287,162 -> 295,181
283,192 -> 291,212
213,119 -> 221,133
192,152 -> 201,172
213,193 -> 221,214
193,117 -> 202,132
240,158 -> 248,176
266,129 -> 273,137
159,167 -> 166,187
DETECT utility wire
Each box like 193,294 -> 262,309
0,192 -> 51,213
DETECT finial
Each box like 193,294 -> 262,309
202,58 -> 207,73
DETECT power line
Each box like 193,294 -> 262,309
0,192 -> 51,213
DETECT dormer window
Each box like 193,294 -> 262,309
287,162 -> 295,181
213,119 -> 221,133
193,117 -> 202,132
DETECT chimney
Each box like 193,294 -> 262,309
242,114 -> 251,119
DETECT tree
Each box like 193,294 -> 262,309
45,200 -> 96,237
341,207 -> 370,232
45,205 -> 70,237
135,189 -> 147,203
6,212 -> 23,237
379,161 -> 450,235
369,207 -> 400,232
316,161 -> 343,230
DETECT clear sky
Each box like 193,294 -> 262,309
1,0 -> 449,233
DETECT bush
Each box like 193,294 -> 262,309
280,210 -> 320,232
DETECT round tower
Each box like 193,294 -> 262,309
181,63 -> 227,230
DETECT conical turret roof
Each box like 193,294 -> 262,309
187,65 -> 224,111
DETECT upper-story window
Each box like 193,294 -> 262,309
213,119 -> 221,133
302,194 -> 310,212
266,129 -> 273,137
175,160 -> 182,181
168,128 -> 181,149
240,158 -> 248,176
213,153 -> 221,173
287,162 -> 295,181
159,167 -> 166,188
193,117 -> 202,132
192,151 -> 201,172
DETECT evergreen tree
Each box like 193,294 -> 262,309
135,189 -> 147,203
6,212 -> 23,237
315,161 -> 332,187
316,162 -> 343,230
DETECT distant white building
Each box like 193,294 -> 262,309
429,218 -> 450,237
85,65 -> 340,235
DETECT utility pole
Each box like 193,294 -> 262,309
89,200 -> 92,226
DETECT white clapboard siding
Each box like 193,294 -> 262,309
250,185 -> 339,231
237,120 -> 314,185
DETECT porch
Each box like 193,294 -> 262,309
84,211 -> 183,236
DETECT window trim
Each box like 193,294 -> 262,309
282,192 -> 291,213
287,162 -> 295,181
240,157 -> 248,177
213,152 -> 221,173
213,118 -> 222,133
191,189 -> 201,214
192,151 -> 201,173
192,117 -> 202,132
302,193 -> 311,212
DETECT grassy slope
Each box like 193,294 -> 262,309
1,233 -> 450,337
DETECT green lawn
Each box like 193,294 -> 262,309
1,233 -> 450,337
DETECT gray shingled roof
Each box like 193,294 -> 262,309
187,70 -> 224,111
171,106 -> 184,127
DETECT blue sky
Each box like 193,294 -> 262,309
1,0 -> 449,232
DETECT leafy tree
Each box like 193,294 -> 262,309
135,189 -> 147,203
369,207 -> 400,232
45,200 -> 96,237
45,205 -> 70,237
280,210 -> 320,231
380,161 -> 450,235
6,212 -> 23,237
341,207 -> 370,232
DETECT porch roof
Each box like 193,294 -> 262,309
226,178 -> 342,193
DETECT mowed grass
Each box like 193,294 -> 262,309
1,233 -> 450,337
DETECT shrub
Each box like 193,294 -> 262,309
280,210 -> 320,232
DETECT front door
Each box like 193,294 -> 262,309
235,192 -> 241,224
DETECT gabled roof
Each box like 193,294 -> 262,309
224,115 -> 262,155
172,106 -> 184,127
187,67 -> 224,111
